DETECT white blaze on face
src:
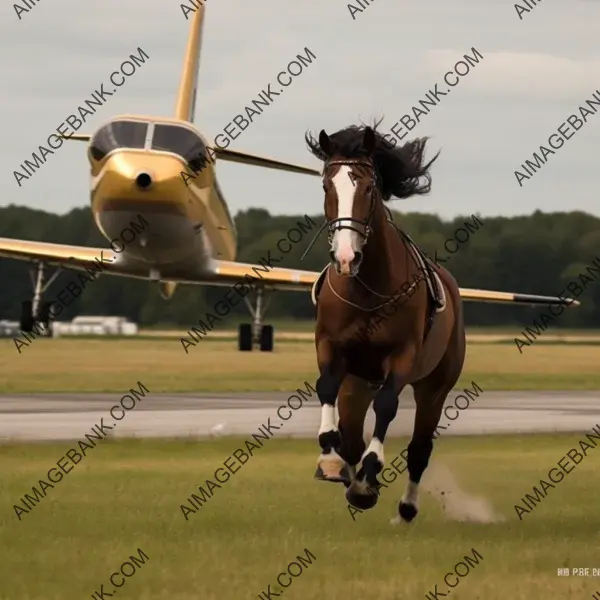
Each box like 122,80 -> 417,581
331,165 -> 359,269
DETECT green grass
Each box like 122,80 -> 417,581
3,339 -> 600,392
1,435 -> 599,599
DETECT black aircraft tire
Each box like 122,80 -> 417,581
20,301 -> 34,332
260,325 -> 274,352
239,323 -> 253,351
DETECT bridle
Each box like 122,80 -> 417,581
323,158 -> 378,249
301,154 -> 427,312
300,157 -> 380,261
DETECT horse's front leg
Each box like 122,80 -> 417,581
313,337 -> 348,481
335,374 -> 376,489
351,348 -> 416,506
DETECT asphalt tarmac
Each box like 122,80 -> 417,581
0,391 -> 598,442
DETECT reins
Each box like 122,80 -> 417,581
325,258 -> 421,312
325,216 -> 423,312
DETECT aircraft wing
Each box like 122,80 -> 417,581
212,148 -> 321,177
0,237 -> 118,271
209,259 -> 319,291
210,260 -> 581,306
0,238 -> 580,307
457,288 -> 580,306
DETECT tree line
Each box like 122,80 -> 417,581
1,204 -> 599,330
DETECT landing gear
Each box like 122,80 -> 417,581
238,323 -> 252,351
20,301 -> 34,333
238,286 -> 275,352
260,324 -> 274,352
19,262 -> 61,335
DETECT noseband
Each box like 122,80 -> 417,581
323,158 -> 378,247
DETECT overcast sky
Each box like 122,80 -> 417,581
1,0 -> 599,222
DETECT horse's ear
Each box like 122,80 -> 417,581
363,126 -> 376,155
319,130 -> 332,156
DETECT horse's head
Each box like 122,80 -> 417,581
320,127 -> 378,277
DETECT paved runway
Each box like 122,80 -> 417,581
0,390 -> 598,442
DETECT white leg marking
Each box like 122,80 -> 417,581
351,437 -> 385,494
331,166 -> 359,265
318,404 -> 337,435
401,480 -> 419,507
363,437 -> 385,465
391,481 -> 421,526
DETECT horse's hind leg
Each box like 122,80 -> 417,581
397,280 -> 465,523
396,382 -> 448,523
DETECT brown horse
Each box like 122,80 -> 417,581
305,122 -> 466,522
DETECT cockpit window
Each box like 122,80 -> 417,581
90,121 -> 147,162
152,124 -> 209,173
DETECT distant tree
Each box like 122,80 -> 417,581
1,205 -> 598,328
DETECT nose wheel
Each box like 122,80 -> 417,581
238,286 -> 274,352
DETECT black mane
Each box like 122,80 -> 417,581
305,118 -> 440,201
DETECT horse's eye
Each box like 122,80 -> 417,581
365,184 -> 373,194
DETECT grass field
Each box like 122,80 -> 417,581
1,434 -> 599,600
2,338 -> 600,392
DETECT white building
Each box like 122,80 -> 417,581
53,316 -> 138,336
0,316 -> 138,337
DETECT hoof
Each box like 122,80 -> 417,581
398,501 -> 418,523
358,451 -> 383,487
314,455 -> 351,484
341,464 -> 357,488
346,485 -> 379,510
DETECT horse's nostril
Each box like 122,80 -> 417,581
354,252 -> 363,264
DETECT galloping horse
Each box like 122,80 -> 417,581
305,122 -> 466,523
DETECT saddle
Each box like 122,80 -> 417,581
310,228 -> 446,324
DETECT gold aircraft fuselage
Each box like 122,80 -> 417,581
90,114 -> 236,267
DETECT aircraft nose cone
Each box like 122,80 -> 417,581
135,172 -> 153,190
